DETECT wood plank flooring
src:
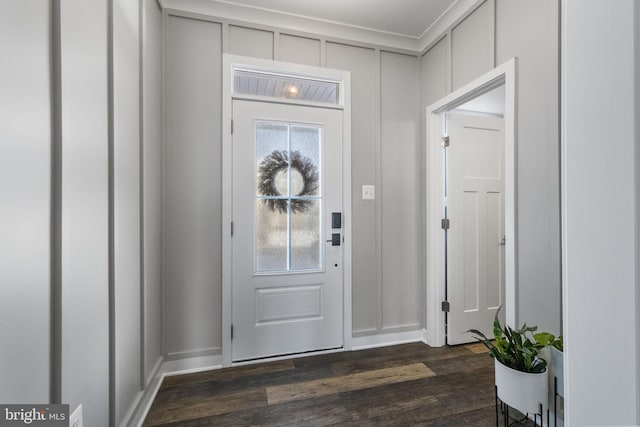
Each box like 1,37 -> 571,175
144,342 -> 516,426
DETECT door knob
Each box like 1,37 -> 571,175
326,233 -> 341,246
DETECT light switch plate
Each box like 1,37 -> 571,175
362,185 -> 375,200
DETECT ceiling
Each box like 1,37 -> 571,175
215,0 -> 458,38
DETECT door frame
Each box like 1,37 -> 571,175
425,58 -> 517,346
221,54 -> 352,367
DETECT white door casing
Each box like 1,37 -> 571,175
231,100 -> 343,362
446,112 -> 505,345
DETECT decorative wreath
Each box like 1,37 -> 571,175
258,150 -> 319,214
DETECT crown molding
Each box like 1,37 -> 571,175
159,0 -> 480,53
160,0 -> 418,51
418,0 -> 486,54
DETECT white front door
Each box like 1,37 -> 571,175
446,112 -> 505,345
231,100 -> 343,362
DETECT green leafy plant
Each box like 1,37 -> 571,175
534,331 -> 563,352
467,307 -> 556,373
553,335 -> 563,352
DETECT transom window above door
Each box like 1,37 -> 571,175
233,68 -> 340,104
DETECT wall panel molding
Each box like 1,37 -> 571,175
51,0 -> 63,405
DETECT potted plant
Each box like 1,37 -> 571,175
534,333 -> 563,389
467,307 -> 552,418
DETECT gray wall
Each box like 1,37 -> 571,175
59,0 -> 109,424
324,43 -> 378,334
451,0 -> 494,91
0,0 -> 52,404
496,0 -> 560,333
420,0 -> 561,334
164,15 -> 223,357
163,12 -> 424,356
0,1 -> 163,425
379,52 -> 422,332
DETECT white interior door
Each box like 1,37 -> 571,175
232,100 -> 343,362
446,112 -> 505,345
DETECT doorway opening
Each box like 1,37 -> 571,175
425,59 -> 517,347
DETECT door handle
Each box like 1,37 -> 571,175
326,233 -> 341,246
499,237 -> 506,246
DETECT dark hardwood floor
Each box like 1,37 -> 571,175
144,342 -> 518,426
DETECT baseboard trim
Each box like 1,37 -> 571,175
165,346 -> 222,360
145,356 -> 164,387
126,356 -> 165,427
352,329 -> 425,351
126,352 -> 224,426
162,353 -> 223,376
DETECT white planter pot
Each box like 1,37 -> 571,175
494,358 -> 549,415
551,346 -> 564,397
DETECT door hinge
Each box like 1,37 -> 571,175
441,301 -> 450,312
231,119 -> 234,135
231,324 -> 234,340
441,136 -> 450,147
231,221 -> 234,237
441,218 -> 450,230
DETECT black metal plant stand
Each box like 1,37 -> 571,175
495,385 -> 546,427
553,376 -> 562,427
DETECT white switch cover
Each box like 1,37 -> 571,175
69,404 -> 83,427
362,185 -> 375,200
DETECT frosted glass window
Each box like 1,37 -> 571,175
234,69 -> 339,104
255,121 -> 322,272
291,201 -> 321,270
290,125 -> 320,196
256,123 -> 288,197
256,202 -> 288,271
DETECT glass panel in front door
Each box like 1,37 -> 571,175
255,121 -> 322,273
